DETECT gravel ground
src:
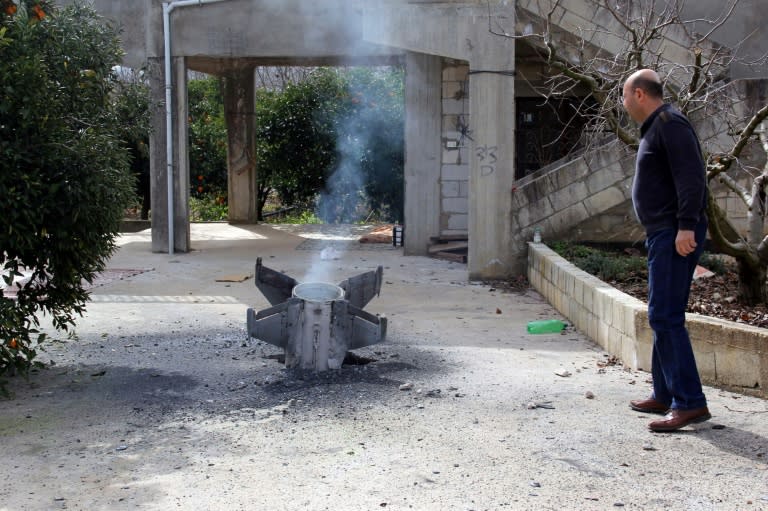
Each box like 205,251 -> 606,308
1,224 -> 767,511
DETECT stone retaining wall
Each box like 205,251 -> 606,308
527,242 -> 768,398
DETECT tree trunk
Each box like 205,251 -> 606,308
736,258 -> 768,305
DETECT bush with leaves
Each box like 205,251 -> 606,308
188,76 -> 228,201
255,67 -> 404,222
330,68 -> 404,223
255,69 -> 344,218
0,1 -> 135,385
113,68 -> 152,219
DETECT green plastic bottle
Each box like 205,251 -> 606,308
527,319 -> 566,334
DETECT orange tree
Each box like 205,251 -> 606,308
188,76 -> 227,202
0,1 -> 134,388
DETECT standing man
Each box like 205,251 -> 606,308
622,69 -> 711,432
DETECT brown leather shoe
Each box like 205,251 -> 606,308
630,398 -> 669,414
648,407 -> 711,432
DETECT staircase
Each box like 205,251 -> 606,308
506,0 -> 730,272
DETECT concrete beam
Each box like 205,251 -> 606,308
364,3 -> 481,60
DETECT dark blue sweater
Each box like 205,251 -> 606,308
632,104 -> 707,235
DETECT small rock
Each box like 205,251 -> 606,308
554,368 -> 572,377
530,481 -> 541,488
115,445 -> 128,451
642,444 -> 656,451
585,391 -> 595,399
399,383 -> 414,391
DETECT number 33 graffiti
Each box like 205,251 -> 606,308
475,145 -> 497,176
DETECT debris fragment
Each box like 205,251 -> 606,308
526,401 -> 555,409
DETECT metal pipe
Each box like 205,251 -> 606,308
162,0 -> 229,254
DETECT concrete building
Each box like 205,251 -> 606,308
75,0 -> 768,279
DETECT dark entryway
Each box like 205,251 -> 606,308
514,97 -> 592,180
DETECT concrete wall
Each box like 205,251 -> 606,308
509,140 -> 642,269
528,243 -> 768,398
440,61 -> 470,236
682,0 -> 768,79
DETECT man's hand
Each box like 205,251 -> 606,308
675,229 -> 697,256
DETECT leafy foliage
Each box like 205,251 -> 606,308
254,69 -> 343,217
255,67 -> 404,222
112,69 -> 152,219
189,194 -> 228,222
0,1 -> 134,385
320,68 -> 405,223
188,77 -> 227,201
551,243 -> 647,282
185,68 -> 404,223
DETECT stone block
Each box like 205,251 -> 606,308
549,181 -> 589,212
611,299 -> 625,332
442,64 -> 468,82
584,186 -> 627,216
442,180 -> 460,198
442,197 -> 468,214
546,202 -> 590,234
596,290 -> 613,327
585,167 -> 622,195
447,213 -> 468,231
440,164 -> 469,181
716,344 -> 761,389
459,181 -> 470,198
442,98 -> 466,115
442,81 -> 464,100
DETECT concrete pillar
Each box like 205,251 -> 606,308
174,58 -> 191,251
404,51 -> 442,255
467,10 -> 516,279
149,56 -> 191,253
222,67 -> 258,223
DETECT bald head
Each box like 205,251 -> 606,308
627,69 -> 664,99
622,69 -> 664,124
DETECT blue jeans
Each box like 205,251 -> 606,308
646,221 -> 708,411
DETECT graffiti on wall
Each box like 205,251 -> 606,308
475,144 -> 497,176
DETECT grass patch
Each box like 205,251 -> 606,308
550,242 -> 647,282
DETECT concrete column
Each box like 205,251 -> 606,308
404,52 -> 442,255
222,67 -> 258,223
174,57 -> 191,251
467,10 -> 516,279
148,57 -> 166,252
149,56 -> 191,253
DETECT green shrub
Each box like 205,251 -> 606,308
0,1 -> 134,387
552,243 -> 647,282
189,194 -> 228,222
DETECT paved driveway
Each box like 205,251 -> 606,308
1,224 -> 767,510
